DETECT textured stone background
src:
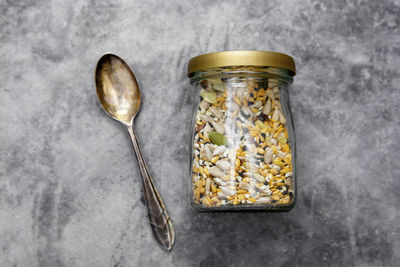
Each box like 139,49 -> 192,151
1,0 -> 400,266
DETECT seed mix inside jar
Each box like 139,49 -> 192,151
192,77 -> 294,208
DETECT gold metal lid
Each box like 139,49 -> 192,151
187,50 -> 296,77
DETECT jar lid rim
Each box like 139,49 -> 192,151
187,50 -> 296,77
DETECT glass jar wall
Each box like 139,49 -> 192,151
187,51 -> 296,211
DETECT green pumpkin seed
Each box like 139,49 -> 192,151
212,83 -> 226,92
207,78 -> 226,92
200,90 -> 217,104
208,131 -> 227,146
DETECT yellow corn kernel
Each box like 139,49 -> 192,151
249,131 -> 258,137
284,128 -> 289,138
199,187 -> 205,194
238,194 -> 245,201
261,142 -> 268,149
203,167 -> 210,176
272,190 -> 280,195
237,190 -> 248,194
270,168 -> 278,175
201,197 -> 212,207
192,166 -> 199,173
278,198 -> 290,204
250,107 -> 259,114
282,144 -> 290,153
211,183 -> 217,193
257,148 -> 265,154
258,169 -> 267,177
232,197 -> 239,205
271,195 -> 280,201
195,180 -> 202,188
273,121 -> 279,130
234,96 -> 241,106
211,156 -> 219,164
198,132 -> 209,142
261,126 -> 269,134
235,159 -> 241,168
284,158 -> 292,166
273,159 -> 284,167
271,145 -> 277,155
242,177 -> 251,183
221,176 -> 231,181
269,121 -> 274,128
211,197 -> 221,204
281,167 -> 290,174
194,189 -> 200,200
273,128 -> 284,139
243,98 -> 248,107
248,197 -> 256,203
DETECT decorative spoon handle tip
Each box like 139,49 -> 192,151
127,125 -> 175,251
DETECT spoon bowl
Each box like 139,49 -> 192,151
95,54 -> 141,125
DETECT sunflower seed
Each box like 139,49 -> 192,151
279,110 -> 286,124
205,145 -> 213,161
213,145 -> 226,156
272,109 -> 280,121
256,197 -> 271,203
205,178 -> 211,194
266,89 -> 274,100
264,148 -> 274,164
203,123 -> 212,138
230,102 -> 240,112
220,186 -> 237,196
199,100 -> 210,111
263,99 -> 271,115
209,166 -> 225,177
214,123 -> 225,134
216,160 -> 231,172
239,182 -> 251,190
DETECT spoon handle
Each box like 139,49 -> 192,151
127,125 -> 175,251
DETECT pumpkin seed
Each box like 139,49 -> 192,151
208,131 -> 227,146
212,83 -> 226,92
200,90 -> 217,104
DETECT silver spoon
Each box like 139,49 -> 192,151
95,53 -> 175,251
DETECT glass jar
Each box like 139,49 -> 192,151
187,51 -> 296,211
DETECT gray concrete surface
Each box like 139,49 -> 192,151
1,0 -> 400,266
